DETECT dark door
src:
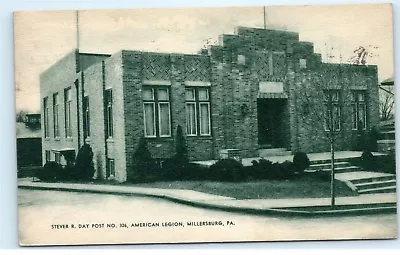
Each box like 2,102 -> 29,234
257,99 -> 287,147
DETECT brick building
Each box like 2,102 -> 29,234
40,26 -> 380,182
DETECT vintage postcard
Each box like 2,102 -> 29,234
14,4 -> 396,246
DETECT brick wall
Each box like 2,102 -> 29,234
122,50 -> 215,181
40,27 -> 381,183
293,63 -> 380,153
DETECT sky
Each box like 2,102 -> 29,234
13,3 -> 394,112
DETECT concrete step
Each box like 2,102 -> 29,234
381,130 -> 395,140
308,162 -> 351,171
354,180 -> 397,191
380,125 -> 395,132
306,166 -> 361,174
259,148 -> 292,157
309,157 -> 351,165
377,140 -> 395,153
357,186 -> 397,195
350,175 -> 396,185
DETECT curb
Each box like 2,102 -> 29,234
18,184 -> 397,217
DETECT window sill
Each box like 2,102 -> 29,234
145,136 -> 174,142
145,135 -> 172,139
65,137 -> 73,142
187,135 -> 212,139
106,138 -> 114,143
54,137 -> 60,141
352,129 -> 367,131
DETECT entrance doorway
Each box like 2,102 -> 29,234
257,99 -> 288,148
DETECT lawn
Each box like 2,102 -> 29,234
134,173 -> 357,199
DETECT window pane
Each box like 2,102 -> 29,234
332,91 -> 339,102
84,97 -> 90,137
157,88 -> 169,101
352,103 -> 357,130
65,88 -> 71,101
54,107 -> 59,137
351,91 -> 357,102
358,92 -> 365,102
359,103 -> 366,129
108,159 -> 115,177
200,103 -> 210,135
143,88 -> 154,100
44,98 -> 49,137
186,103 -> 196,135
323,91 -> 329,102
107,90 -> 113,103
185,89 -> 195,101
333,105 -> 341,130
324,104 -> 331,130
53,94 -> 59,105
144,103 -> 155,137
158,103 -> 171,136
198,88 -> 209,101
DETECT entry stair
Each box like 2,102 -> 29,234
259,147 -> 292,157
377,119 -> 395,153
306,158 -> 397,195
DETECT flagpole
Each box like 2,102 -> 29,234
76,10 -> 80,52
263,6 -> 266,29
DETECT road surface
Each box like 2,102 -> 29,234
18,189 -> 397,246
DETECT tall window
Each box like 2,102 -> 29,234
43,97 -> 49,138
352,91 -> 367,130
64,88 -> 72,138
324,90 -> 341,131
143,87 -> 171,138
105,89 -> 113,138
83,96 -> 90,138
185,87 -> 211,136
53,93 -> 60,138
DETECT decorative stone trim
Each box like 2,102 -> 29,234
184,81 -> 211,87
142,80 -> 171,86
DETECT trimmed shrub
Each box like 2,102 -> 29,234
37,162 -> 63,182
74,144 -> 95,181
129,137 -> 157,182
250,159 -> 273,179
175,125 -> 188,163
365,127 -> 379,152
360,151 -> 375,171
293,152 -> 310,174
209,159 -> 244,182
161,125 -> 189,180
250,159 -> 295,180
314,170 -> 331,182
379,150 -> 396,174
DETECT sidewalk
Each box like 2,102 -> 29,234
194,151 -> 387,167
18,179 -> 398,216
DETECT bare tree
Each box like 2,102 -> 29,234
16,110 -> 27,122
379,87 -> 394,121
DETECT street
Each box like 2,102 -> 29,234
18,189 -> 397,246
